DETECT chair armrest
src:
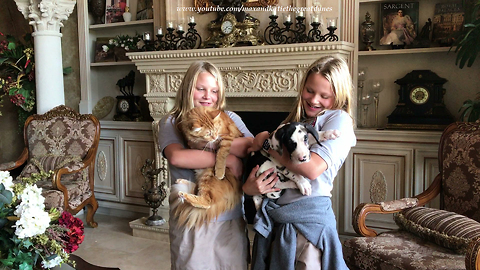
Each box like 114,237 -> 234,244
353,174 -> 443,237
51,147 -> 97,190
0,148 -> 28,171
465,236 -> 480,270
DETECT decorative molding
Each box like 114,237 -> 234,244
96,150 -> 107,181
370,171 -> 387,203
14,0 -> 77,32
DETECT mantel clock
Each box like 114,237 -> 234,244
386,70 -> 454,130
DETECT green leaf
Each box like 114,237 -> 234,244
63,66 -> 73,75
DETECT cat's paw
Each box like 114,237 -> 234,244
177,191 -> 186,203
215,166 -> 226,180
296,178 -> 312,196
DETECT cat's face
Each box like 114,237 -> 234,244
193,72 -> 219,108
182,107 -> 223,147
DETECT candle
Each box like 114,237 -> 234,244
189,16 -> 195,23
143,32 -> 151,41
327,17 -> 337,28
298,11 -> 304,17
312,15 -> 319,23
271,9 -> 277,16
178,25 -> 183,31
285,14 -> 291,22
167,21 -> 173,29
157,28 -> 163,35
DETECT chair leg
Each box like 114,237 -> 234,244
86,197 -> 99,228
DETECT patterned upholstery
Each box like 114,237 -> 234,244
343,121 -> 480,270
0,105 -> 100,228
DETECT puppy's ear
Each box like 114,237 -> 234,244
272,124 -> 287,155
304,124 -> 322,146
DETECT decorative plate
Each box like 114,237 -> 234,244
92,96 -> 116,119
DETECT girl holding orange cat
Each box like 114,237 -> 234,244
158,61 -> 278,270
244,56 -> 356,270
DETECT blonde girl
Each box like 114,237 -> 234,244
158,61 -> 276,270
244,56 -> 355,270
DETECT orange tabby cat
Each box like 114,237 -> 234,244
172,106 -> 244,229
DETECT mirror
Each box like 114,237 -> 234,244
195,0 -> 279,14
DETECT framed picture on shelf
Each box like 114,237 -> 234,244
136,0 -> 154,20
94,38 -> 115,63
432,1 -> 464,46
379,2 -> 419,47
105,0 -> 127,23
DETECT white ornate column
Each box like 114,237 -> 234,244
15,0 -> 76,114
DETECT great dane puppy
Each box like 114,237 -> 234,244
247,122 -> 340,210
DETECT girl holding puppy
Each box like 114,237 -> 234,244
244,56 -> 356,270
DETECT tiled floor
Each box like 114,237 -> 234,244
73,214 -> 171,270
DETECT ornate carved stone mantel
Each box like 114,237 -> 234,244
128,42 -> 355,120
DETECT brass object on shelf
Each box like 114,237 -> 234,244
203,12 -> 263,48
361,12 -> 376,51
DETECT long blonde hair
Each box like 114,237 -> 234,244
284,56 -> 353,123
167,61 -> 226,129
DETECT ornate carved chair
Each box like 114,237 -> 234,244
0,105 -> 100,227
343,121 -> 480,270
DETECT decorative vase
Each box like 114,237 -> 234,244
123,6 -> 132,22
89,0 -> 106,25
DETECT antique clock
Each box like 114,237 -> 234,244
203,12 -> 263,48
386,70 -> 454,130
113,96 -> 142,121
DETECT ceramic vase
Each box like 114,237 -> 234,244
123,6 -> 132,22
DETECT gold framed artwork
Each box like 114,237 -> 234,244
194,0 -> 279,14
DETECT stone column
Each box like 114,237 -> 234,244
14,0 -> 76,114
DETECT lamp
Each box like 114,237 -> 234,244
264,13 -> 338,45
141,159 -> 167,226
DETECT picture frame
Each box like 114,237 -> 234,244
105,0 -> 127,24
136,0 -> 154,20
94,38 -> 115,63
379,2 -> 419,47
432,1 -> 464,46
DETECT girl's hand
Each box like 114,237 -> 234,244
226,154 -> 243,179
247,131 -> 270,153
242,165 -> 280,196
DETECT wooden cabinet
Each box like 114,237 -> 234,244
93,121 -> 155,213
333,129 -> 442,236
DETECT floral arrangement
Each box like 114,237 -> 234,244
0,170 -> 84,270
0,32 -> 35,119
102,34 -> 144,53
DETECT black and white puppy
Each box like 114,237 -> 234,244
247,122 -> 340,210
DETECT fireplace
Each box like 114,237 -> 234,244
128,42 -> 354,217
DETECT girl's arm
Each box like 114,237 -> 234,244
164,143 -> 216,169
242,166 -> 279,196
229,137 -> 254,158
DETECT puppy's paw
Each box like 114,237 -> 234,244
319,129 -> 341,141
296,178 -> 312,196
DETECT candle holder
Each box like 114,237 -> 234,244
143,22 -> 201,51
264,14 -> 338,45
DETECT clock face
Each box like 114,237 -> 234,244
410,87 -> 429,105
118,99 -> 129,113
221,20 -> 233,35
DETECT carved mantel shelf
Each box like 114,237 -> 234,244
128,42 -> 354,120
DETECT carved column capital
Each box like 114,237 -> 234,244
14,0 -> 77,32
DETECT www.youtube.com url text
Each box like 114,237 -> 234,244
177,5 -> 333,13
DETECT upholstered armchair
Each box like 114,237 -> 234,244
343,121 -> 480,270
0,105 -> 100,227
